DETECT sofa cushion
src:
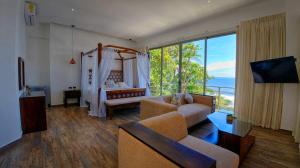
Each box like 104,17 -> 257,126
147,96 -> 165,102
170,93 -> 186,106
178,104 -> 211,127
184,93 -> 193,104
140,112 -> 188,141
119,129 -> 178,168
178,135 -> 239,168
140,99 -> 177,120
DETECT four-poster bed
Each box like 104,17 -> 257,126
81,43 -> 151,119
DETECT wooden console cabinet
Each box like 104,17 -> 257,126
19,91 -> 47,134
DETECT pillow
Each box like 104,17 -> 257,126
170,93 -> 186,106
117,82 -> 129,88
170,95 -> 178,105
106,80 -> 116,88
185,93 -> 193,104
176,93 -> 186,106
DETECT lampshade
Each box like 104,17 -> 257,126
69,58 -> 76,64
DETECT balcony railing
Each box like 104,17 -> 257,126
205,86 -> 235,113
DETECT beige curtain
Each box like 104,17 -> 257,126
235,13 -> 286,130
294,53 -> 300,147
295,109 -> 300,146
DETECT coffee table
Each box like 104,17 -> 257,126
208,112 -> 255,161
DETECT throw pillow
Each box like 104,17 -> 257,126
185,93 -> 193,104
175,93 -> 186,106
106,80 -> 116,88
170,95 -> 178,105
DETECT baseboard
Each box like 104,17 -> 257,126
0,131 -> 22,154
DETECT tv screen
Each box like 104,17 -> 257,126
250,56 -> 299,83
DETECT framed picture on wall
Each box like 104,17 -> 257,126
18,57 -> 25,90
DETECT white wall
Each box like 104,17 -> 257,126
0,0 -> 26,147
138,0 -> 300,131
49,24 -> 136,105
282,0 -> 300,131
26,24 -> 50,87
137,0 -> 285,48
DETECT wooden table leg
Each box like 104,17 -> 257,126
106,106 -> 113,120
218,131 -> 255,161
64,97 -> 67,108
240,135 -> 255,161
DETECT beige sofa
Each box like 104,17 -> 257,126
140,94 -> 215,127
119,112 -> 239,168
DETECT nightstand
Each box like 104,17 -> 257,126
63,90 -> 81,107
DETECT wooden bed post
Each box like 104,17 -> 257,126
98,43 -> 102,113
80,52 -> 84,70
80,52 -> 84,93
98,43 -> 102,65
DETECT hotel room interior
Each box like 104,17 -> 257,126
1,0 -> 300,167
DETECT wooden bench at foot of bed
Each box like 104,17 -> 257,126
105,96 -> 152,119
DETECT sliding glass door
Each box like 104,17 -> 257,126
149,48 -> 162,96
162,45 -> 179,95
181,40 -> 205,94
206,34 -> 236,113
149,33 -> 236,113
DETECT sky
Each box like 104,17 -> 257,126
190,34 -> 236,78
207,34 -> 236,78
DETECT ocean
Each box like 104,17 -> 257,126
206,77 -> 235,100
207,77 -> 235,89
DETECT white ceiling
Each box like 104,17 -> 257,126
32,0 -> 261,41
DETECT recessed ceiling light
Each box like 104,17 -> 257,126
208,0 -> 211,3
71,8 -> 75,12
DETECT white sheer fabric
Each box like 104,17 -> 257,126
98,48 -> 117,117
137,53 -> 151,96
81,55 -> 89,107
123,59 -> 133,87
88,51 -> 99,117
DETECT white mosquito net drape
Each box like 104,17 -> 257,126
81,51 -> 99,116
81,55 -> 89,107
137,53 -> 151,96
123,59 -> 134,87
98,48 -> 117,117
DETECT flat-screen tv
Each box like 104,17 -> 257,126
250,56 -> 299,83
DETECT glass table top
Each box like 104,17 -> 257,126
208,112 -> 252,137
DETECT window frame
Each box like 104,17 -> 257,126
149,31 -> 236,96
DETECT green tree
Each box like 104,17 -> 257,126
181,42 -> 206,94
149,43 -> 233,112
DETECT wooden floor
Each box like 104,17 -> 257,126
0,106 -> 299,168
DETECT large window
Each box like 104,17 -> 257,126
181,40 -> 205,94
149,33 -> 236,112
206,34 -> 236,113
162,45 -> 179,95
149,48 -> 162,96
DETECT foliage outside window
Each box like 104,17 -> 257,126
149,33 -> 236,113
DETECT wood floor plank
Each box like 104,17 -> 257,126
0,107 -> 299,168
